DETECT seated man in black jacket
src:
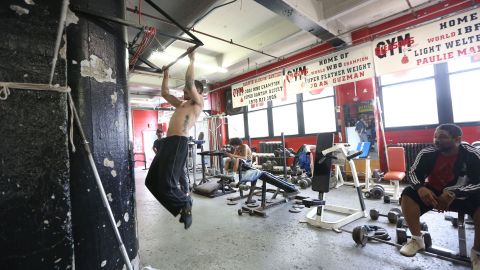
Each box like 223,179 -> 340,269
399,124 -> 480,269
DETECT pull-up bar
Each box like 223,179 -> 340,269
71,2 -> 203,73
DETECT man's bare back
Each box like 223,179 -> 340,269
167,100 -> 202,137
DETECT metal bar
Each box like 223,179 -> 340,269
73,7 -> 198,44
282,132 -> 287,180
130,65 -> 162,74
68,93 -> 133,270
405,0 -> 418,18
163,43 -> 201,70
192,29 -> 278,59
73,7 -> 142,29
342,227 -> 471,266
126,7 -> 278,59
49,0 -> 69,85
144,0 -> 203,45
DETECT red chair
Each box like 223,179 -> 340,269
383,147 -> 406,201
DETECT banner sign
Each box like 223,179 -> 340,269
231,70 -> 283,108
373,8 -> 480,75
284,43 -> 374,96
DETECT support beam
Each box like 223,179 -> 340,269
255,0 -> 346,47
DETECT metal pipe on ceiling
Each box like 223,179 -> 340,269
405,0 -> 419,18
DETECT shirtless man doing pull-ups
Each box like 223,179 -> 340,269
145,48 -> 204,230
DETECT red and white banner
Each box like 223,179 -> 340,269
231,70 -> 283,108
284,43 -> 374,96
373,8 -> 480,76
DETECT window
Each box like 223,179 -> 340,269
248,102 -> 268,111
449,69 -> 480,123
272,93 -> 297,106
272,104 -> 298,136
382,79 -> 438,128
303,97 -> 336,134
380,65 -> 438,128
447,55 -> 480,73
227,114 -> 245,139
381,65 -> 434,86
248,110 -> 269,138
301,87 -> 336,134
271,93 -> 299,136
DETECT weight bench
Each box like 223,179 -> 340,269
428,211 -> 470,264
394,211 -> 471,265
237,162 -> 299,217
193,174 -> 236,198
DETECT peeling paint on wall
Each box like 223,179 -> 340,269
24,0 -> 35,5
111,170 -> 117,177
80,55 -> 116,83
103,158 -> 114,168
66,8 -> 79,26
59,35 -> 67,60
111,91 -> 118,107
106,193 -> 113,202
10,5 -> 29,15
124,212 -> 129,222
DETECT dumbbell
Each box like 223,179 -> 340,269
290,176 -> 298,184
369,185 -> 385,200
396,216 -> 429,232
298,177 -> 312,189
369,208 -> 402,224
238,184 -> 250,191
396,228 -> 432,247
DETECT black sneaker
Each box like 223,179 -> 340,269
181,203 -> 192,230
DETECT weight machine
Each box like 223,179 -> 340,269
303,133 -> 366,230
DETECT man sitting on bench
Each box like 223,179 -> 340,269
399,124 -> 480,269
224,138 -> 252,178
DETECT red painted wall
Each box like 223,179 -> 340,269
132,109 -> 158,166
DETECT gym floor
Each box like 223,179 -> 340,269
135,168 -> 472,270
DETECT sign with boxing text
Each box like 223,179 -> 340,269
231,70 -> 283,108
284,43 -> 374,96
373,8 -> 480,76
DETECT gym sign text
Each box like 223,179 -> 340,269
231,71 -> 284,108
373,8 -> 480,75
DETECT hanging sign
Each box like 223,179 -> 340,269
284,43 -> 374,96
231,70 -> 283,108
373,8 -> 480,76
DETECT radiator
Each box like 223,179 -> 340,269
389,143 -> 433,184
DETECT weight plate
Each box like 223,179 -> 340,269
352,226 -> 368,246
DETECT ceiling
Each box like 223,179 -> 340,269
126,0 -> 440,108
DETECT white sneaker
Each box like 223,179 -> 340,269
472,248 -> 480,270
400,236 -> 425,257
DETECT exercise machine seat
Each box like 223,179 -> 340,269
383,147 -> 406,181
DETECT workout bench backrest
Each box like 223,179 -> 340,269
387,147 -> 406,172
312,133 -> 334,193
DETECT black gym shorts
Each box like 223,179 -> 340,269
401,185 -> 480,216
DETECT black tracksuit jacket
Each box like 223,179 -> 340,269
409,143 -> 480,198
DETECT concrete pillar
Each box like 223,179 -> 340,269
67,0 -> 138,269
0,1 -> 73,269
